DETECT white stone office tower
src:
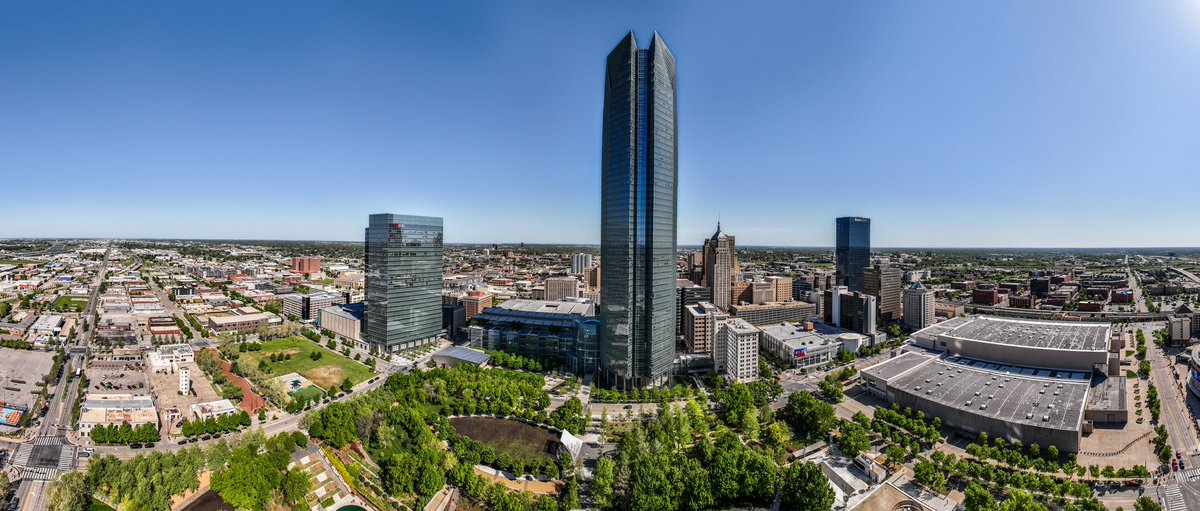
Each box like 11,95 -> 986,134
703,223 -> 735,310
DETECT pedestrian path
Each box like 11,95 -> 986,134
1179,468 -> 1200,482
1163,484 -> 1187,511
19,466 -> 57,481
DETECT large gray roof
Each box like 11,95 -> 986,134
920,315 -> 1110,352
884,355 -> 1089,432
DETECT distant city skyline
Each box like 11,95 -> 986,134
4,2 -> 1200,247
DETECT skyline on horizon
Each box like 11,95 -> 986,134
4,1 -> 1200,247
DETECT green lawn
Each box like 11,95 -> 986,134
238,336 -> 374,391
0,259 -> 38,266
53,295 -> 88,312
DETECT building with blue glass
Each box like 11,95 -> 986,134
599,32 -> 678,388
836,216 -> 871,293
467,299 -> 599,374
363,213 -> 444,353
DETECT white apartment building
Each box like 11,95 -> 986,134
902,282 -> 937,331
722,318 -> 761,383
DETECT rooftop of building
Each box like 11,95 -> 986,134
864,352 -> 1089,432
759,322 -> 859,349
496,299 -> 595,316
725,318 -> 760,335
434,346 -> 491,366
321,302 -> 364,321
915,315 -> 1110,352
158,344 -> 194,356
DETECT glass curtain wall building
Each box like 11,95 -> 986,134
599,32 -> 678,388
364,213 -> 444,353
836,216 -> 871,293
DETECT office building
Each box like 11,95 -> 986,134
545,277 -> 581,302
1031,278 -> 1052,298
767,276 -> 793,303
207,313 -> 272,334
678,282 -> 712,334
722,318 -> 760,383
462,290 -> 494,320
290,257 -> 321,275
599,32 -> 678,388
571,254 -> 594,275
467,299 -> 599,373
728,301 -> 817,327
682,301 -> 727,353
319,303 -> 364,343
902,282 -> 936,331
835,217 -> 871,292
823,287 -> 877,335
732,281 -> 753,306
864,265 -> 903,322
282,292 -> 346,321
364,213 -> 444,353
702,224 -> 735,309
586,265 -> 602,289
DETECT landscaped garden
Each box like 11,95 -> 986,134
235,336 -> 373,391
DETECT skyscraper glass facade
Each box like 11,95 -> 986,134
364,213 -> 444,352
836,216 -> 871,293
600,32 -> 678,388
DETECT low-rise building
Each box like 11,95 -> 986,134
319,303 -> 364,342
78,394 -> 159,436
207,312 -> 272,334
728,301 -> 817,326
758,322 -> 864,371
189,399 -> 239,420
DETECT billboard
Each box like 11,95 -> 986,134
793,347 -> 807,359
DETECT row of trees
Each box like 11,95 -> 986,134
485,350 -> 558,373
89,422 -> 160,445
180,410 -> 252,437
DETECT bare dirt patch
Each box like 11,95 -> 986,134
304,366 -> 345,390
449,416 -> 560,462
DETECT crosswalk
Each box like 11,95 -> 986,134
1163,484 -> 1187,511
33,436 -> 61,446
20,466 -> 58,481
1179,468 -> 1200,482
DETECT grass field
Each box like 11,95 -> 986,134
449,416 -> 559,462
0,259 -> 38,266
239,336 -> 373,390
53,295 -> 88,312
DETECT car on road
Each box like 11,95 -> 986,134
1178,450 -> 1182,459
1173,459 -> 1179,470
1125,480 -> 1140,487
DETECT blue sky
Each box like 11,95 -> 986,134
3,1 -> 1200,247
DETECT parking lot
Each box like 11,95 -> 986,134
148,362 -> 222,435
0,347 -> 57,410
85,361 -> 148,396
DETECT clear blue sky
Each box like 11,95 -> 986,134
4,1 -> 1200,247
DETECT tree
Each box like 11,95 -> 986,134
964,482 -> 998,511
884,445 -> 907,469
0,472 -> 9,498
780,462 -> 834,511
1135,497 -> 1163,511
549,397 -> 587,435
837,420 -> 870,457
1000,489 -> 1049,511
781,391 -> 836,442
1047,445 -> 1059,460
914,460 -> 946,493
46,471 -> 90,511
280,468 -> 313,508
740,406 -> 760,440
593,456 -> 616,510
819,380 -> 844,403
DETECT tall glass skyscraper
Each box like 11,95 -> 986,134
835,216 -> 871,293
364,213 -> 444,353
599,32 -> 678,389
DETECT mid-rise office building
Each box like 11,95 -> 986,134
545,277 -> 581,302
767,276 -> 793,303
364,213 -> 444,353
682,301 -> 727,353
823,286 -> 877,335
571,253 -> 594,275
678,283 -> 712,335
290,257 -> 321,275
282,292 -> 346,321
864,265 -> 903,322
586,265 -> 602,289
728,301 -> 817,326
702,224 -> 735,309
835,217 -> 871,292
599,32 -> 678,388
319,303 -> 364,343
462,290 -> 494,320
902,282 -> 936,331
722,318 -> 760,383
